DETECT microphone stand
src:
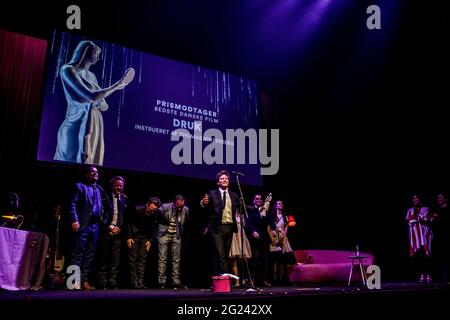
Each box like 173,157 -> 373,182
233,173 -> 260,292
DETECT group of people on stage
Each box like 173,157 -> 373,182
200,170 -> 295,289
62,167 -> 295,290
406,193 -> 450,284
6,166 -> 449,289
65,166 -> 188,290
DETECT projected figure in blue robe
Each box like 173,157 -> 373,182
54,40 -> 134,165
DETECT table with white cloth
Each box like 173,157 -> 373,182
0,226 -> 49,290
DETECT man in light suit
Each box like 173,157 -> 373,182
200,170 -> 239,277
156,195 -> 189,289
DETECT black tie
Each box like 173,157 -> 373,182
92,185 -> 99,219
222,191 -> 227,210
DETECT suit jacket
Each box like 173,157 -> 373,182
126,204 -> 157,242
246,206 -> 276,241
106,193 -> 127,228
204,189 -> 239,233
70,182 -> 109,229
156,202 -> 189,240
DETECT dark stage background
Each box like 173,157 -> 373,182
1,0 -> 449,285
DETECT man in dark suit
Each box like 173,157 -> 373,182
201,170 -> 239,276
69,166 -> 108,290
156,194 -> 189,289
97,176 -> 127,289
126,196 -> 160,289
431,192 -> 450,281
246,193 -> 276,287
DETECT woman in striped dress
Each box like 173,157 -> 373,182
406,194 -> 433,283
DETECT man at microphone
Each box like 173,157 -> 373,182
200,170 -> 239,278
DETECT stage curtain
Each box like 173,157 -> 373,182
0,29 -> 47,190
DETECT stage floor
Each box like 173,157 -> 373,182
2,282 -> 449,318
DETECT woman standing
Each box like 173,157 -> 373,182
229,211 -> 252,287
406,194 -> 433,283
268,200 -> 293,285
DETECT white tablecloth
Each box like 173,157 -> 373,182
0,226 -> 49,290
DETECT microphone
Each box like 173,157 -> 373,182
231,171 -> 245,177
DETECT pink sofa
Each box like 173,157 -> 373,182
287,249 -> 375,284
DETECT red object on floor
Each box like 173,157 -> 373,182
212,276 -> 231,293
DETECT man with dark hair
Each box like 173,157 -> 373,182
156,194 -> 189,289
246,193 -> 276,287
431,192 -> 450,281
126,196 -> 160,289
97,176 -> 127,289
200,170 -> 239,276
69,166 -> 108,290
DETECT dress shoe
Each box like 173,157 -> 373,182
241,279 -> 251,286
82,281 -> 95,291
173,283 -> 187,290
72,282 -> 81,290
262,281 -> 272,287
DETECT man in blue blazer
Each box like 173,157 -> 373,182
201,170 -> 239,276
69,166 -> 109,290
156,195 -> 189,289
